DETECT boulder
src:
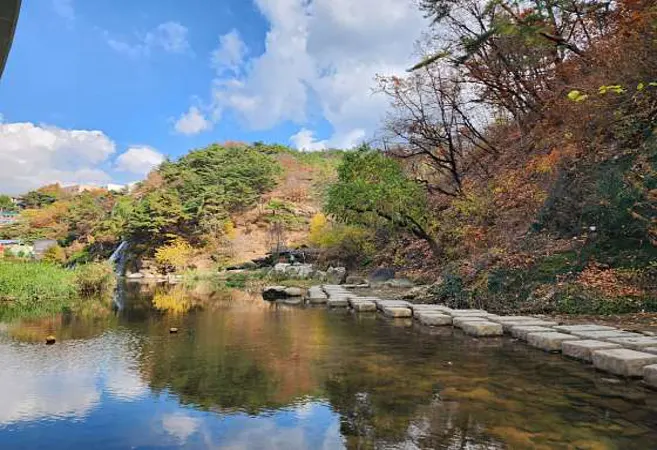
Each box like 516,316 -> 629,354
283,287 -> 304,297
369,267 -> 395,282
326,267 -> 347,284
273,263 -> 291,273
262,286 -> 289,300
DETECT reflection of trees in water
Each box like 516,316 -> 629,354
124,284 -> 657,448
137,286 -> 332,414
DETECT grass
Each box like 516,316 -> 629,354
0,260 -> 116,321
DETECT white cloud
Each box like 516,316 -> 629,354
115,146 -> 165,175
0,122 -> 116,194
182,0 -> 427,146
53,0 -> 75,22
106,21 -> 190,58
211,29 -> 247,74
290,128 -> 327,151
174,106 -> 212,135
290,127 -> 365,151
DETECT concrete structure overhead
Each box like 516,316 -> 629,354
0,0 -> 21,79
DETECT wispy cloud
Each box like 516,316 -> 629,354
105,21 -> 191,58
52,0 -> 75,23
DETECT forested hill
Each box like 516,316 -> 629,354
1,143 -> 342,270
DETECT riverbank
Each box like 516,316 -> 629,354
0,260 -> 116,320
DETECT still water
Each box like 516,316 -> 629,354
1,283 -> 657,449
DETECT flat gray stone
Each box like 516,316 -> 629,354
592,348 -> 657,377
461,321 -> 503,337
568,330 -> 639,340
644,365 -> 657,388
382,306 -> 412,318
501,320 -> 557,333
306,286 -> 328,304
644,347 -> 657,355
561,340 -> 622,362
527,332 -> 580,352
489,316 -> 536,323
453,316 -> 488,329
415,313 -> 452,326
327,297 -> 349,308
351,301 -> 376,312
606,336 -> 657,350
447,309 -> 488,317
409,304 -> 445,312
510,325 -> 554,341
552,324 -> 617,333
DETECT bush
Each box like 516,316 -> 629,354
74,262 -> 116,297
42,245 -> 66,265
155,238 -> 194,272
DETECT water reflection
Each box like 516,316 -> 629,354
0,283 -> 656,449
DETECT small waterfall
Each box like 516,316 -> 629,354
109,240 -> 129,311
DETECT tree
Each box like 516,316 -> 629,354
326,147 -> 440,257
378,66 -> 495,196
0,195 -> 14,211
413,0 -> 615,120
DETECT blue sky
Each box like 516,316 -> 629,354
0,0 -> 427,194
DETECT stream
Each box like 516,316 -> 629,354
1,283 -> 656,449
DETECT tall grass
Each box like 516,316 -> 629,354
0,260 -> 117,320
0,261 -> 76,320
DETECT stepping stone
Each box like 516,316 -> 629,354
409,304 -> 445,312
415,312 -> 452,326
447,309 -> 488,317
461,321 -> 503,337
561,340 -> 622,362
376,300 -> 411,310
511,325 -> 554,341
644,347 -> 657,355
306,287 -> 328,304
453,316 -> 488,329
501,320 -> 557,333
382,306 -> 412,318
552,324 -> 617,333
489,316 -> 536,323
592,348 -> 657,377
527,332 -> 580,352
568,330 -> 639,340
328,298 -> 349,308
644,365 -> 657,388
351,301 -> 376,312
606,336 -> 657,350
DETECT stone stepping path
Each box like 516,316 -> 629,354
281,285 -> 657,388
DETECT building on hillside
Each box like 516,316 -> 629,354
33,239 -> 57,259
0,211 -> 18,226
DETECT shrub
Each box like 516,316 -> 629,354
42,245 -> 66,264
74,262 -> 116,297
155,238 -> 194,272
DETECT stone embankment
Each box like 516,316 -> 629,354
279,284 -> 657,389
